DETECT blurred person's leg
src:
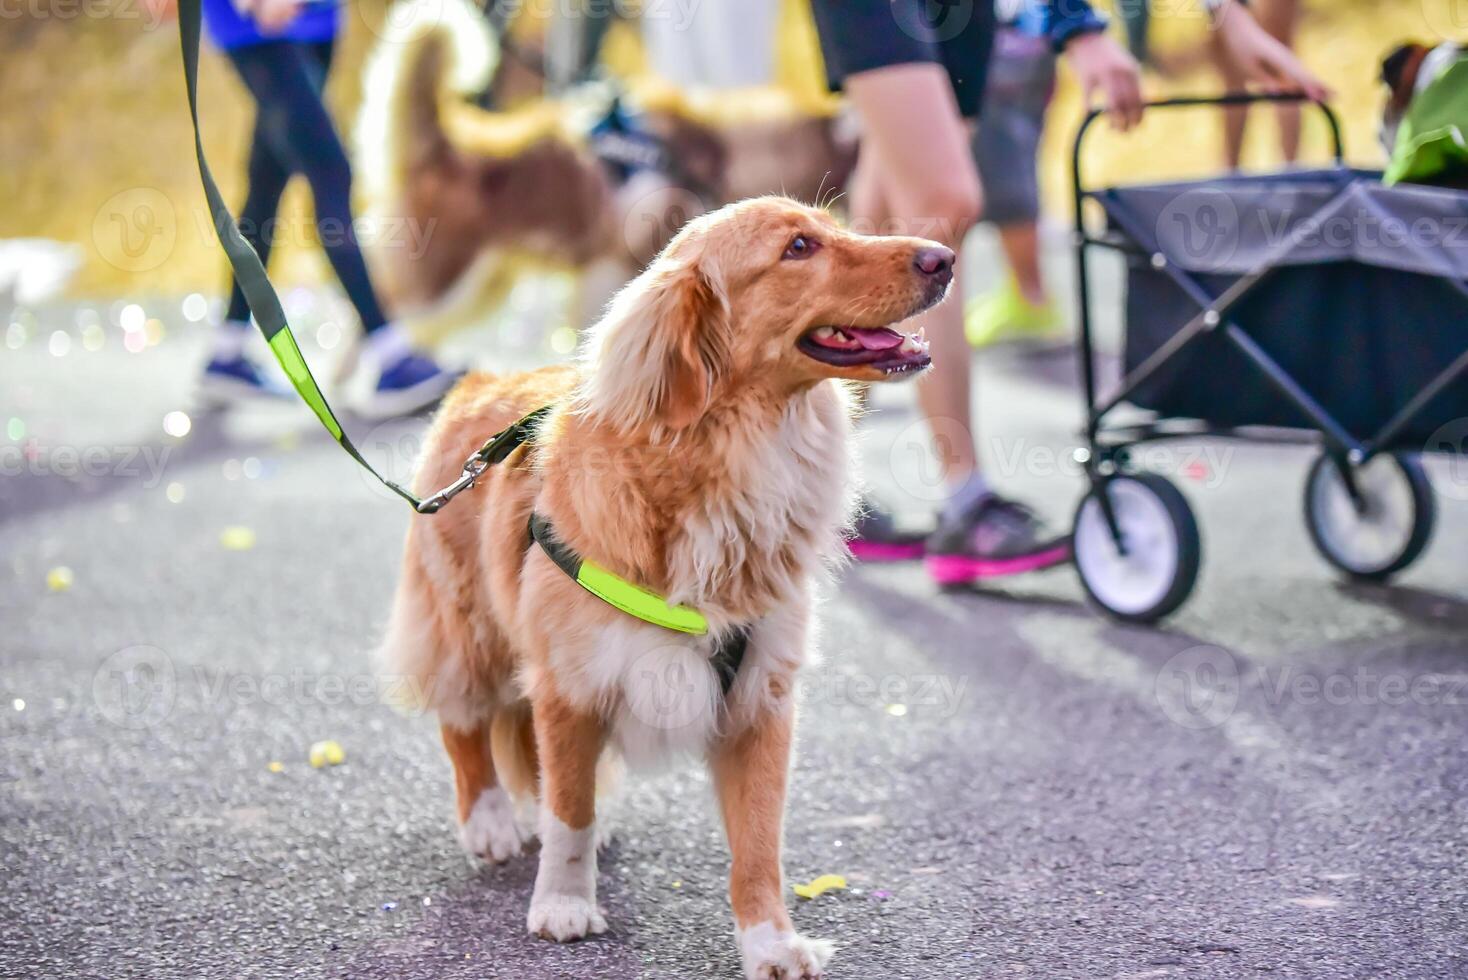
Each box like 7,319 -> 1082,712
1000,225 -> 1045,305
201,45 -> 304,400
840,149 -> 934,558
225,40 -> 458,416
845,64 -> 981,488
845,67 -> 1067,578
811,0 -> 1068,578
204,99 -> 294,395
967,29 -> 1060,349
223,121 -> 291,326
1211,29 -> 1250,169
1259,0 -> 1301,162
229,40 -> 389,334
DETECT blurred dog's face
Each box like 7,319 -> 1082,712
697,198 -> 949,387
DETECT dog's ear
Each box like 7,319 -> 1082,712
580,252 -> 729,432
1381,43 -> 1422,91
654,262 -> 728,429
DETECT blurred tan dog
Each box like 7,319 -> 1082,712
378,197 -> 950,979
354,0 -> 853,326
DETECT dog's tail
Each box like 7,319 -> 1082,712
355,0 -> 500,213
488,699 -> 538,799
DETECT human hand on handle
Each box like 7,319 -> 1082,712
1061,0 -> 1329,131
1064,31 -> 1145,131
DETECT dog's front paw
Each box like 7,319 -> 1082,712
457,788 -> 527,864
738,922 -> 835,980
527,895 -> 608,942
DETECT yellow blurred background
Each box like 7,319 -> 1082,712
0,0 -> 1448,299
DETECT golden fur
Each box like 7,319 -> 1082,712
379,197 -> 950,978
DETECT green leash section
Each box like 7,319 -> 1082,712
176,0 -> 421,508
175,8 -> 733,653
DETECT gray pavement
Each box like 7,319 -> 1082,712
4,242 -> 1468,978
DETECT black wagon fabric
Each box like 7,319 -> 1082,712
1101,169 -> 1468,446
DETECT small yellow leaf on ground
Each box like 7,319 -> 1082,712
267,761 -> 284,773
793,874 -> 847,900
308,740 -> 345,768
46,566 -> 74,592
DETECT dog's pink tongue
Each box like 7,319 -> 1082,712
846,327 -> 904,351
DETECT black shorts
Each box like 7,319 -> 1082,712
808,0 -> 999,118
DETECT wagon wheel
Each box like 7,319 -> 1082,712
1303,451 -> 1436,581
1073,473 -> 1201,623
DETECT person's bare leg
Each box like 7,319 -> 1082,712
845,64 -> 983,486
1259,0 -> 1302,162
998,221 -> 1046,304
846,150 -> 890,233
1211,30 -> 1250,169
843,154 -> 891,414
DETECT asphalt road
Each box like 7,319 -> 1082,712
4,252 -> 1468,979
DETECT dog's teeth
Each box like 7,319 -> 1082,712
899,334 -> 921,353
834,329 -> 852,341
813,326 -> 837,340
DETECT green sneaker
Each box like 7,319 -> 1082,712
964,278 -> 1061,349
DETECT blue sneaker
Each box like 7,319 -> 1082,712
361,352 -> 461,419
199,354 -> 289,405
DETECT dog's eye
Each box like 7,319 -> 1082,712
782,235 -> 819,260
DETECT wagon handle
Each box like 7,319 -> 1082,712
1071,93 -> 1344,225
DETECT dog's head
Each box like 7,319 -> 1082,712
1381,43 -> 1432,154
1380,42 -> 1466,156
579,196 -> 950,431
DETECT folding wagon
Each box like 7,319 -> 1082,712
1068,95 -> 1468,622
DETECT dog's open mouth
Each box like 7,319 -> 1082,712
797,325 -> 931,374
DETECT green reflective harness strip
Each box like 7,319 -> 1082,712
576,560 -> 709,634
528,514 -> 708,635
528,515 -> 749,694
177,0 -> 419,507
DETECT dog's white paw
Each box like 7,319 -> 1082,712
457,788 -> 526,864
526,894 -> 608,942
737,922 -> 835,980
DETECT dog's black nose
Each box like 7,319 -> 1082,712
914,246 -> 955,283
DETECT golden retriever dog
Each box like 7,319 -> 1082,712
378,196 -> 952,979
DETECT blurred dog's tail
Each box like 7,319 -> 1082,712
355,0 -> 499,212
488,699 -> 538,800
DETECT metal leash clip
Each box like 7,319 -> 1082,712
412,407 -> 551,515
414,454 -> 490,514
